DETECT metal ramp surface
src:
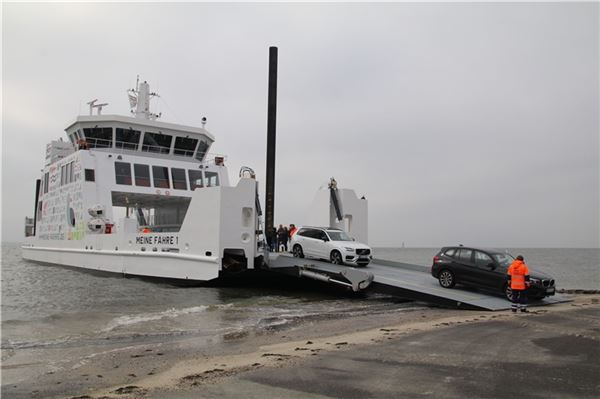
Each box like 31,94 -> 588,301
267,254 -> 571,311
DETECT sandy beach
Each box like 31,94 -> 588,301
2,294 -> 598,399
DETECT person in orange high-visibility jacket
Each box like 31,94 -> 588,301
507,255 -> 531,313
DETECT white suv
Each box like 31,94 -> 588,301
290,227 -> 372,266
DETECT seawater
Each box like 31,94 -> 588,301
1,243 -> 412,361
1,243 -> 597,370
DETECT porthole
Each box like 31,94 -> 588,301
241,233 -> 250,243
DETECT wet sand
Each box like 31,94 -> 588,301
3,295 -> 599,399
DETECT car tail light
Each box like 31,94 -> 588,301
432,255 -> 440,273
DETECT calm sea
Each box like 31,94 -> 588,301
1,243 -> 597,378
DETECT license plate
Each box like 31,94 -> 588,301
546,288 -> 555,294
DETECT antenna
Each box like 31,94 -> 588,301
95,103 -> 109,115
87,99 -> 98,115
87,99 -> 109,115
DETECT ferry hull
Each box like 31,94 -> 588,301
22,245 -> 220,282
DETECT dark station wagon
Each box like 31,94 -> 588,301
431,246 -> 556,300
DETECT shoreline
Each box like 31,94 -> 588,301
4,294 -> 598,399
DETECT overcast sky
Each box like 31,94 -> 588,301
2,2 -> 598,247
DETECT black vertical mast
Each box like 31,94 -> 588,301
265,46 -> 278,233
33,179 -> 41,236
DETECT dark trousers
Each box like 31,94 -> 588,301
511,289 -> 528,311
278,238 -> 288,252
267,237 -> 275,252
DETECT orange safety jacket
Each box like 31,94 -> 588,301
507,259 -> 530,290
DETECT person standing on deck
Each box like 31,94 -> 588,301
289,224 -> 297,238
283,225 -> 289,251
266,227 -> 276,252
507,255 -> 531,313
277,224 -> 288,252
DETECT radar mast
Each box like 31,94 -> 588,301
128,76 -> 161,120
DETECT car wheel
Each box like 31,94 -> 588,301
504,285 -> 513,301
330,250 -> 343,265
293,244 -> 304,258
438,269 -> 455,288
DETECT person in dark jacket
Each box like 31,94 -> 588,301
277,225 -> 288,252
266,227 -> 277,252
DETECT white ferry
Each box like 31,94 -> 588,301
22,79 -> 265,283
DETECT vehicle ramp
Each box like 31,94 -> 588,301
267,255 -> 571,311
266,253 -> 373,292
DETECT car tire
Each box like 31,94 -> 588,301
330,250 -> 343,265
438,269 -> 455,288
504,285 -> 513,301
293,244 -> 304,258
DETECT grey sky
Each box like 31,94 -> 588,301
2,2 -> 598,247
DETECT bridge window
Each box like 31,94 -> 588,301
115,162 -> 132,185
195,140 -> 209,161
152,166 -> 170,188
143,132 -> 172,154
188,170 -> 203,190
174,137 -> 198,157
116,128 -> 141,150
171,168 -> 188,190
205,171 -> 219,187
83,127 -> 113,148
134,164 -> 151,187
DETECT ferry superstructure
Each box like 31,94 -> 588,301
22,79 -> 263,282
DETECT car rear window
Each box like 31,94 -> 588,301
298,228 -> 318,238
297,228 -> 309,237
444,248 -> 456,257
